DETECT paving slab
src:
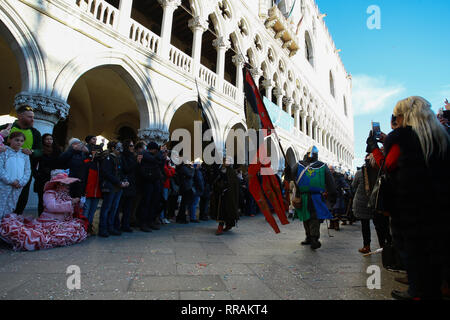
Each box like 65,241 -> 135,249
0,215 -> 409,300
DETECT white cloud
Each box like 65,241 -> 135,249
352,75 -> 405,116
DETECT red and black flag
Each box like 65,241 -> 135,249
243,65 -> 289,234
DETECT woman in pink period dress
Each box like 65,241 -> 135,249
0,170 -> 88,251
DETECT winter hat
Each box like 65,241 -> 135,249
68,138 -> 82,147
147,141 -> 159,150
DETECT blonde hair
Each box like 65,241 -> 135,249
393,96 -> 449,164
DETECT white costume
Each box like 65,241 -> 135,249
0,147 -> 31,219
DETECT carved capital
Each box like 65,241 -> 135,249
250,67 -> 262,78
14,92 -> 70,124
188,16 -> 208,32
262,79 -> 274,88
283,97 -> 293,106
232,54 -> 246,67
212,37 -> 231,50
273,88 -> 284,97
138,128 -> 170,145
157,0 -> 181,10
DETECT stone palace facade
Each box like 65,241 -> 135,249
0,0 -> 354,173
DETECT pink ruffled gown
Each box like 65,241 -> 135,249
0,190 -> 87,251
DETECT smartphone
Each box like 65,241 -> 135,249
372,121 -> 381,139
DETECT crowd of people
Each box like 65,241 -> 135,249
0,106 -> 260,249
0,96 -> 449,300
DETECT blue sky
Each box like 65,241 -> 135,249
315,0 -> 450,168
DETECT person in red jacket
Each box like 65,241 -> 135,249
83,146 -> 103,235
160,146 -> 175,224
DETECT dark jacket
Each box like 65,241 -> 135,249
382,126 -> 450,239
178,164 -> 195,193
210,166 -> 240,226
352,165 -> 378,220
193,168 -> 205,197
139,150 -> 164,182
59,147 -> 88,182
100,152 -> 123,193
33,147 -> 62,193
120,150 -> 138,197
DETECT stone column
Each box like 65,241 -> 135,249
158,0 -> 181,58
138,128 -> 170,146
300,110 -> 307,134
117,0 -> 134,36
14,92 -> 70,135
293,104 -> 300,131
232,54 -> 246,95
250,68 -> 262,87
283,97 -> 293,116
273,88 -> 284,109
213,37 -> 231,80
262,79 -> 274,101
189,16 -> 208,76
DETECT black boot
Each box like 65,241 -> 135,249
301,237 -> 311,245
310,237 -> 322,250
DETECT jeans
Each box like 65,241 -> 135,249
84,197 -> 100,225
189,195 -> 201,220
99,190 -> 123,233
160,188 -> 169,219
199,196 -> 210,219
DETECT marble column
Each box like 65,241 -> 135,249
117,0 -> 134,36
273,88 -> 284,109
158,0 -> 181,58
283,97 -> 293,116
262,79 -> 274,101
232,54 -> 246,95
250,68 -> 262,87
213,37 -> 231,81
300,110 -> 307,134
293,104 -> 300,130
189,16 -> 208,76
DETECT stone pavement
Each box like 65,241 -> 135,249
0,214 -> 407,300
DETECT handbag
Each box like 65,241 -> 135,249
368,160 -> 387,214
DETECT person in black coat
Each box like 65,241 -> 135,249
367,96 -> 450,300
59,138 -> 89,198
98,141 -> 129,237
176,161 -> 195,224
115,139 -> 138,232
199,164 -> 214,221
137,141 -> 164,231
34,134 -> 62,215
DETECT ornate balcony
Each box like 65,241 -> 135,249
265,5 -> 299,57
